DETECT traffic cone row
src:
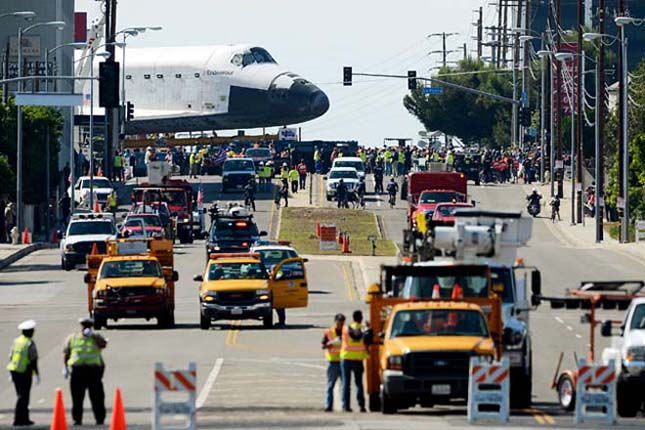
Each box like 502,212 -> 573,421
51,387 -> 126,430
93,199 -> 101,213
337,231 -> 344,245
97,166 -> 103,177
22,227 -> 31,245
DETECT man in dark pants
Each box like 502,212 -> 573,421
63,317 -> 108,426
340,310 -> 368,412
7,320 -> 39,426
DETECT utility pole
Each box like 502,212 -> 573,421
496,0 -> 503,67
555,0 -> 563,198
104,0 -> 118,181
576,0 -> 584,223
597,0 -> 605,241
618,0 -> 627,242
540,32 -> 546,183
463,43 -> 467,60
521,0 -> 530,152
513,1 -> 523,148
477,7 -> 483,60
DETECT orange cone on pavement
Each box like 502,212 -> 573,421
93,199 -> 100,213
110,388 -> 127,430
316,222 -> 321,237
342,233 -> 351,253
91,243 -> 99,255
338,231 -> 343,245
50,388 -> 68,430
97,166 -> 103,177
22,227 -> 31,244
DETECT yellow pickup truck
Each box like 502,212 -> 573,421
84,238 -> 178,329
194,253 -> 308,329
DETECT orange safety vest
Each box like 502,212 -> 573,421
324,327 -> 342,362
340,323 -> 368,361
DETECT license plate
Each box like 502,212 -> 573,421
230,308 -> 243,315
126,309 -> 137,315
431,384 -> 451,395
507,351 -> 523,366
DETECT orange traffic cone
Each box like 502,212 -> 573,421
338,231 -> 344,245
342,233 -> 351,253
91,243 -> 99,255
110,388 -> 127,430
432,283 -> 441,299
22,227 -> 31,245
50,388 -> 68,430
451,283 -> 464,299
97,166 -> 103,177
316,222 -> 321,237
93,200 -> 100,213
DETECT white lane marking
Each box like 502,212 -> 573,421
567,326 -> 573,331
196,358 -> 223,409
0,414 -> 5,421
334,383 -> 342,412
37,398 -> 44,404
575,334 -> 582,339
555,316 -> 564,324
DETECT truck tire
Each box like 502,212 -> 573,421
617,382 -> 640,417
93,316 -> 107,330
200,313 -> 211,330
511,373 -> 532,409
62,257 -> 72,271
369,393 -> 381,412
380,387 -> 397,414
557,374 -> 576,411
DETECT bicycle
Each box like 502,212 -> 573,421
388,192 -> 396,208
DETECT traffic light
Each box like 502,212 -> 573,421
126,102 -> 134,122
99,61 -> 120,108
343,66 -> 352,86
407,70 -> 417,90
519,107 -> 531,127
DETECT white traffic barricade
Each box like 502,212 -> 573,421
574,359 -> 616,425
467,356 -> 510,424
635,220 -> 645,242
153,362 -> 197,430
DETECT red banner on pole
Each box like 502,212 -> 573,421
74,12 -> 87,43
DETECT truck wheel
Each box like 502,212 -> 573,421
62,257 -> 72,271
326,195 -> 332,202
262,311 -> 274,329
557,374 -> 576,411
93,316 -> 107,330
511,373 -> 532,409
165,311 -> 175,329
187,233 -> 194,244
380,387 -> 397,414
199,313 -> 211,330
369,393 -> 381,412
617,382 -> 640,417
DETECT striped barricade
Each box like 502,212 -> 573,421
574,359 -> 616,424
153,362 -> 197,430
467,356 -> 510,424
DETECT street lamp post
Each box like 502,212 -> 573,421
0,11 -> 36,102
88,47 -> 111,213
16,20 -> 65,241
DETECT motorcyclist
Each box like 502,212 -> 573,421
526,187 -> 542,212
336,178 -> 348,209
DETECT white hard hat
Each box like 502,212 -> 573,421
18,320 -> 36,330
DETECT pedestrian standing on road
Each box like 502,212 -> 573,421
63,317 -> 108,426
243,179 -> 256,212
288,167 -> 299,194
322,313 -> 345,412
340,310 -> 368,412
107,189 -> 118,217
59,192 -> 71,227
113,151 -> 124,182
7,320 -> 39,426
5,202 -> 16,239
297,159 -> 308,190
276,178 -> 289,208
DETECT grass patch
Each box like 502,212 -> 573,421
279,207 -> 397,256
605,221 -> 635,241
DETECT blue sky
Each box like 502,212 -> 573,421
77,0 -> 495,146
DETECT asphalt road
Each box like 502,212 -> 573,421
0,175 -> 642,429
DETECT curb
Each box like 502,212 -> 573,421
0,242 -> 49,271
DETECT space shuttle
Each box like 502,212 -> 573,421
76,26 -> 329,134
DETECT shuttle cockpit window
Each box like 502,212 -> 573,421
231,47 -> 277,68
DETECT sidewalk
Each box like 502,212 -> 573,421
531,180 -> 645,260
0,242 -> 49,271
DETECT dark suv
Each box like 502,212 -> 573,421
205,214 -> 267,259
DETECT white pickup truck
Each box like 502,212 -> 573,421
601,297 -> 645,417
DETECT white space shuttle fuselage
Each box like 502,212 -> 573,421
81,44 -> 329,134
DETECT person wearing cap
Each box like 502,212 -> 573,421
63,317 -> 108,426
7,320 -> 39,426
322,314 -> 345,412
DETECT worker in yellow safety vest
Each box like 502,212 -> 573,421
340,310 -> 368,412
7,320 -> 39,426
107,189 -> 118,216
63,317 -> 108,426
288,167 -> 299,194
322,313 -> 346,412
113,152 -> 123,182
280,163 -> 289,181
313,148 -> 321,173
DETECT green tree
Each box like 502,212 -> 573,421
403,59 -> 513,148
0,99 -> 63,204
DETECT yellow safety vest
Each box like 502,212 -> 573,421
447,153 -> 455,166
280,168 -> 288,179
324,327 -> 342,362
359,152 -> 366,162
288,170 -> 299,181
384,151 -> 393,162
398,152 -> 405,163
313,150 -> 320,161
340,323 -> 368,361
6,335 -> 32,373
107,193 -> 118,208
67,334 -> 102,367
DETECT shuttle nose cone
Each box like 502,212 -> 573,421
309,90 -> 330,117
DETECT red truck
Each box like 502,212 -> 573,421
407,172 -> 468,228
132,179 -> 195,243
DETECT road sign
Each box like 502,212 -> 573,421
319,224 -> 337,250
423,87 -> 444,95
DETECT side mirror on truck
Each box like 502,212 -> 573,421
531,270 -> 541,297
172,271 -> 179,282
84,273 -> 91,284
601,320 -> 612,337
193,274 -> 203,282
